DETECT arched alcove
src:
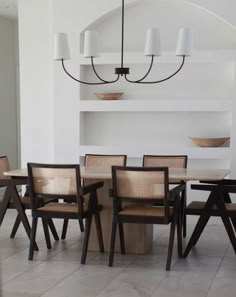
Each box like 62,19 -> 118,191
80,0 -> 236,53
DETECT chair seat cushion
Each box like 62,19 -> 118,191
37,203 -> 87,213
119,204 -> 173,217
186,201 -> 236,212
19,196 -> 31,205
7,196 -> 32,208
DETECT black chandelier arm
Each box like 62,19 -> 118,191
124,55 -> 186,84
122,55 -> 154,83
61,60 -> 120,85
91,57 -> 120,84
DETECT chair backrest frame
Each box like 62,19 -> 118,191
27,163 -> 84,217
0,156 -> 11,182
111,166 -> 170,218
84,154 -> 127,168
143,155 -> 188,184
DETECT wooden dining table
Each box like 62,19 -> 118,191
3,167 -> 230,254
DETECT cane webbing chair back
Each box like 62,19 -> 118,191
28,164 -> 83,215
143,155 -> 188,237
30,167 -> 78,196
0,156 -> 11,180
85,154 -> 127,168
143,155 -> 187,184
112,166 -> 170,218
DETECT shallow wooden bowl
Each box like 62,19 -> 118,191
189,137 -> 230,147
95,92 -> 123,100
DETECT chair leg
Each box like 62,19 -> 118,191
42,219 -> 51,249
176,215 -> 182,257
166,220 -> 176,271
0,186 -> 12,226
231,218 -> 236,234
94,213 -> 104,253
222,192 -> 236,234
47,219 -> 59,240
81,215 -> 92,264
61,219 -> 69,240
182,190 -> 187,238
28,217 -> 38,260
118,223 -> 125,254
61,218 -> 84,240
108,220 -> 117,267
79,219 -> 84,232
10,214 -> 21,238
214,192 -> 236,254
221,216 -> 236,254
183,213 -> 210,257
192,215 -> 210,247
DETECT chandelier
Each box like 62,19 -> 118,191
54,0 -> 193,85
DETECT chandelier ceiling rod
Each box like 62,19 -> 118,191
54,0 -> 193,85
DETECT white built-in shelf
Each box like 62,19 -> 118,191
80,50 -> 236,65
79,99 -> 232,112
79,49 -> 234,167
79,145 -> 231,159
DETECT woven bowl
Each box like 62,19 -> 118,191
95,92 -> 123,100
189,137 -> 230,147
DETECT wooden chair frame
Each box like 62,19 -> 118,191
27,163 -> 104,264
109,166 -> 184,270
0,156 -> 59,244
61,154 -> 127,240
184,180 -> 236,257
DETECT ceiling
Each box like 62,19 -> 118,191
0,0 -> 17,18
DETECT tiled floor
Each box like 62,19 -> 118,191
0,210 -> 235,297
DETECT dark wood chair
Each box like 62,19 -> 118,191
184,180 -> 236,257
0,156 -> 59,241
108,166 -> 184,270
27,162 -> 104,264
143,155 -> 188,237
61,154 -> 127,240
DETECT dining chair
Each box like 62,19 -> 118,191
108,166 -> 184,270
27,163 -> 104,263
61,154 -> 127,240
143,155 -> 188,237
184,180 -> 236,257
0,156 -> 59,241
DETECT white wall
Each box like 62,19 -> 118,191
18,0 -> 53,166
18,0 -> 236,165
0,17 -> 18,169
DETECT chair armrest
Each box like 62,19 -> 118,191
191,183 -> 236,193
0,178 -> 28,187
199,179 -> 236,185
80,181 -> 104,195
169,183 -> 186,200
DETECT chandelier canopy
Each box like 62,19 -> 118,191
54,0 -> 193,85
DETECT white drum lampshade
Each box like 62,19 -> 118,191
84,30 -> 100,58
176,28 -> 193,56
54,33 -> 70,60
144,28 -> 161,57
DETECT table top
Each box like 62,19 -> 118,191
4,167 -> 230,182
